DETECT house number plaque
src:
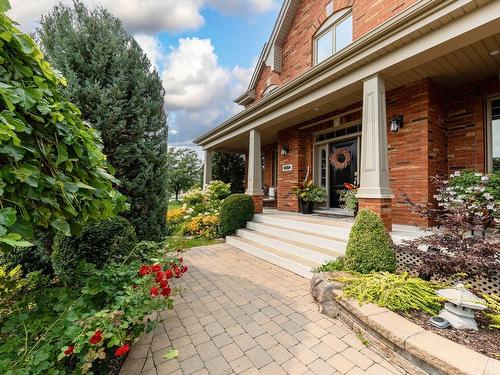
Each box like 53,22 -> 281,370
282,164 -> 293,172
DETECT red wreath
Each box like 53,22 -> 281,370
329,148 -> 352,170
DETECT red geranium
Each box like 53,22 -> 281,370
155,271 -> 164,282
114,344 -> 130,357
159,279 -> 168,289
178,256 -> 183,263
161,287 -> 171,297
150,287 -> 159,297
181,265 -> 188,273
151,264 -> 161,273
139,265 -> 150,276
64,346 -> 74,356
89,330 -> 103,345
165,269 -> 173,279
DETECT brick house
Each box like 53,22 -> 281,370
194,0 -> 500,231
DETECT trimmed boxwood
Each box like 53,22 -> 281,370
218,194 -> 255,236
344,209 -> 396,274
52,217 -> 137,284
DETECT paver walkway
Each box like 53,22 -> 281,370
121,244 -> 406,375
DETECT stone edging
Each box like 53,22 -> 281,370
310,272 -> 500,375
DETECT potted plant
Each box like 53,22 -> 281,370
338,182 -> 359,216
291,180 -> 327,214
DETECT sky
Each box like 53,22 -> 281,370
8,0 -> 280,152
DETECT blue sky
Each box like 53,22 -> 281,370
9,0 -> 281,150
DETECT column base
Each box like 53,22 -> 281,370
248,195 -> 264,214
358,198 -> 392,231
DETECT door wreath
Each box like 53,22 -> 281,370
329,148 -> 352,170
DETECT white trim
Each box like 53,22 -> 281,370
486,94 -> 500,173
313,10 -> 353,65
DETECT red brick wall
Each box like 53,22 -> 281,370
252,0 -> 418,104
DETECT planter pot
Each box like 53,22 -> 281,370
301,200 -> 314,214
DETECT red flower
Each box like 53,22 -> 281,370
64,346 -> 74,356
155,271 -> 164,282
114,344 -> 130,357
151,264 -> 161,273
165,269 -> 173,279
174,265 -> 181,278
178,256 -> 183,263
89,330 -> 103,345
150,287 -> 159,297
343,182 -> 357,190
139,265 -> 150,276
159,279 -> 168,289
161,287 -> 171,297
181,265 -> 188,273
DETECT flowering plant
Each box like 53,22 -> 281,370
291,180 -> 327,203
0,254 -> 188,374
399,171 -> 500,280
184,214 -> 219,239
338,183 -> 359,213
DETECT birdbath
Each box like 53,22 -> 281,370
436,283 -> 486,330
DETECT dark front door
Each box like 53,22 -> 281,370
329,139 -> 358,208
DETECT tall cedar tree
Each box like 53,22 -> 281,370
212,152 -> 245,193
36,1 -> 168,240
166,148 -> 202,201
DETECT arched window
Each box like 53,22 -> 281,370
262,84 -> 278,98
314,9 -> 353,65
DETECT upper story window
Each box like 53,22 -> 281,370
314,10 -> 353,65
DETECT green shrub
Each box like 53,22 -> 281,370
483,294 -> 500,329
338,272 -> 445,315
313,257 -> 345,273
218,194 -> 254,236
51,217 -> 137,284
344,209 -> 396,273
206,180 -> 232,202
130,241 -> 164,261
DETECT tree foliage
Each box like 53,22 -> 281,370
0,1 -> 125,251
212,152 -> 245,193
36,1 -> 168,240
166,147 -> 201,201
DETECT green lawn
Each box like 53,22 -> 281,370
165,235 -> 221,251
168,200 -> 182,210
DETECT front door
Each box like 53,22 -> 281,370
329,139 -> 358,208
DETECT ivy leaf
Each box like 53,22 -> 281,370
0,207 -> 16,227
0,0 -> 11,13
163,349 -> 179,360
50,217 -> 70,236
0,233 -> 32,247
56,143 -> 68,165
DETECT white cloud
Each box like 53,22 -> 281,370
9,0 -> 278,33
161,38 -> 253,145
133,34 -> 164,69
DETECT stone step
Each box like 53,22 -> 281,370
245,221 -> 347,253
226,236 -> 319,279
253,213 -> 352,239
236,229 -> 342,265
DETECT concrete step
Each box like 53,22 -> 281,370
245,221 -> 347,253
237,227 -> 344,261
226,236 -> 319,279
253,213 -> 352,239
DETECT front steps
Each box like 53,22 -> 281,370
226,212 -> 426,279
226,213 -> 350,278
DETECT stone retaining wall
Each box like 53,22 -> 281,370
311,272 -> 500,375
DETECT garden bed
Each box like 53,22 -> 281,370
311,272 -> 500,375
406,311 -> 500,360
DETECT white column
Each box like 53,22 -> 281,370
246,129 -> 264,196
202,150 -> 212,191
356,75 -> 394,199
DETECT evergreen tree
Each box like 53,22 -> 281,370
212,152 -> 245,193
36,1 -> 168,240
166,148 -> 202,201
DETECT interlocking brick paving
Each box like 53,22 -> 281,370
120,244 -> 406,375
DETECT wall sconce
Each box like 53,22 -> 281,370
280,145 -> 289,156
390,115 -> 404,132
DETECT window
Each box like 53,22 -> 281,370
314,12 -> 352,65
487,97 -> 500,172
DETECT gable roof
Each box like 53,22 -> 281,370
234,0 -> 301,106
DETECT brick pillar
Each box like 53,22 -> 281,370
251,195 -> 264,214
358,198 -> 392,231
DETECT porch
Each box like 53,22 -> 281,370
226,208 -> 426,279
197,1 -> 500,231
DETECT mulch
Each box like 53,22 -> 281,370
405,311 -> 500,360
